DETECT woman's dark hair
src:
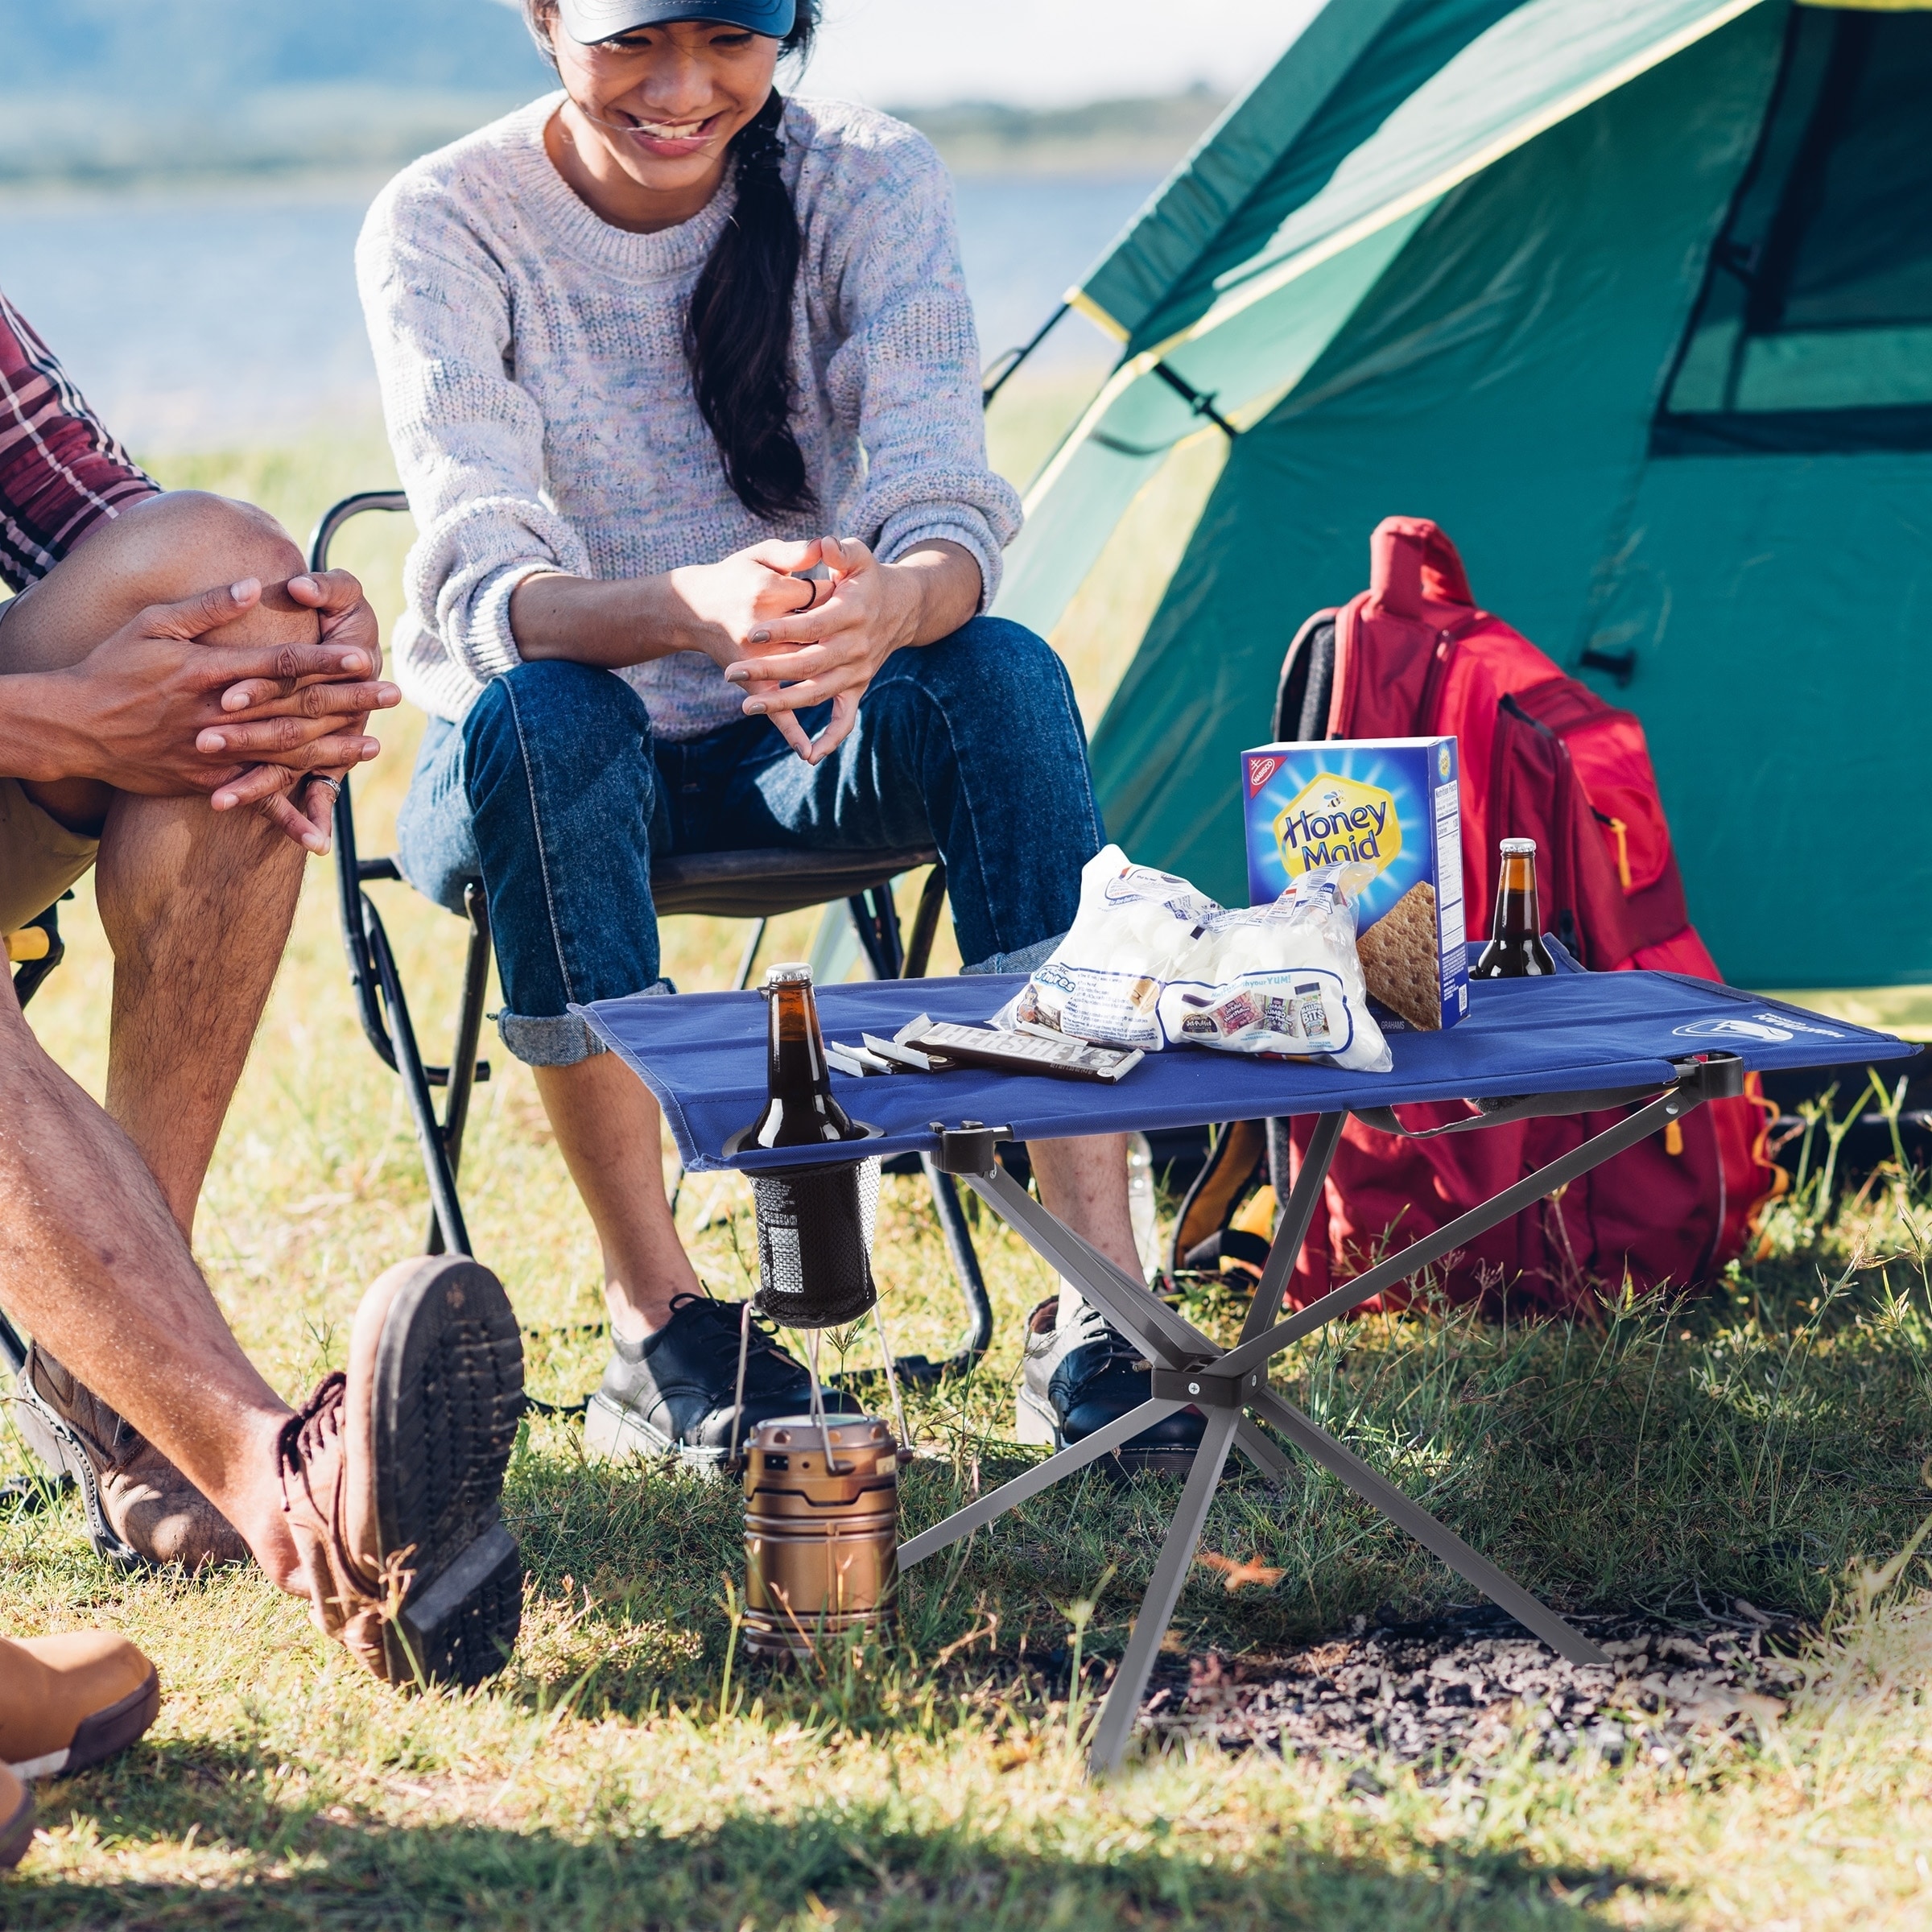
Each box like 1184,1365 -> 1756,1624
526,2 -> 820,519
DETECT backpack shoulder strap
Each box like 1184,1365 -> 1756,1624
1274,608 -> 1340,741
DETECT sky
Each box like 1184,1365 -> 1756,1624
489,0 -> 1323,109
803,0 -> 1323,106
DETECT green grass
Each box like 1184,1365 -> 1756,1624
1,431 -> 1930,1925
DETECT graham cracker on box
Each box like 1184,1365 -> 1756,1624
1357,881 -> 1443,1031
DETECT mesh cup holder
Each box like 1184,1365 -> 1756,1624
751,1156 -> 882,1330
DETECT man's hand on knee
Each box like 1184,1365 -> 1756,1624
5,576 -> 398,851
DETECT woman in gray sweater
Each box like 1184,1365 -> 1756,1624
357,0 -> 1202,1475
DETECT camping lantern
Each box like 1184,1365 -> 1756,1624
741,1414 -> 901,1657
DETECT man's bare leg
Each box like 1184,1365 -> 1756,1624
0,982 -> 527,1690
0,491 -> 316,1235
0,985 -> 299,1585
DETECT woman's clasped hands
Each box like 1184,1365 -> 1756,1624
682,534 -> 947,765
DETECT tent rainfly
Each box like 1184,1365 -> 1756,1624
994,0 -> 1932,992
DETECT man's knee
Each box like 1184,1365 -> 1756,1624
1,491 -> 312,675
111,491 -> 304,607
462,661 -> 654,809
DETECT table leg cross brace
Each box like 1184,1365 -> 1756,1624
903,1062 -> 1737,1773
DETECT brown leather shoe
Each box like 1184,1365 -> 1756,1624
0,1633 -> 159,1779
11,1345 -> 249,1572
278,1256 -> 524,1689
0,1765 -> 30,1870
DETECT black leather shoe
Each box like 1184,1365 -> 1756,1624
1016,1296 -> 1206,1477
584,1294 -> 861,1476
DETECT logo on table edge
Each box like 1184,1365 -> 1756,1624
1672,1013 -> 1846,1043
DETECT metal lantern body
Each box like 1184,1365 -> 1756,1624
742,1414 -> 899,1657
750,1154 -> 882,1329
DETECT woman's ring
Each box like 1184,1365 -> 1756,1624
791,576 -> 824,613
308,774 -> 343,802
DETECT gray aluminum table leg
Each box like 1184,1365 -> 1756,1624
1087,1407 -> 1245,1774
1233,1418 -> 1290,1479
1246,1383 -> 1607,1667
899,1397 -> 1187,1569
1215,1088 -> 1690,1385
964,1167 -> 1210,1368
1241,1111 -> 1344,1346
1222,1114 -> 1343,1484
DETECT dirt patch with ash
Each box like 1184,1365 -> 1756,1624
1136,1599 -> 1808,1773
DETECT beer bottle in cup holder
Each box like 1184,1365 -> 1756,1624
727,964 -> 882,1330
1473,838 -> 1557,979
736,961 -> 864,1150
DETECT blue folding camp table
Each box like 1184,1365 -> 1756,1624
580,958 -> 1909,1773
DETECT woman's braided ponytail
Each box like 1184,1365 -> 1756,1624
686,88 -> 813,519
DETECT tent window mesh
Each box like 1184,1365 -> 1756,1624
1653,6 -> 1932,456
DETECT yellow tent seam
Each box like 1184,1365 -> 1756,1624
1065,288 -> 1129,341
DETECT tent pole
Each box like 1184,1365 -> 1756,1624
982,302 -> 1071,408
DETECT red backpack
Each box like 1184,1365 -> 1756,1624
1268,518 -> 1780,1314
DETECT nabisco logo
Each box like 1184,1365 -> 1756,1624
1246,754 -> 1284,796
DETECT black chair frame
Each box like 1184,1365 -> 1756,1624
1,902 -> 68,1403
312,491 -> 993,1381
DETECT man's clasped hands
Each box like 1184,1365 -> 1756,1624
14,565 -> 398,852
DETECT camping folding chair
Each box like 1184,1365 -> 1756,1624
309,492 -> 993,1383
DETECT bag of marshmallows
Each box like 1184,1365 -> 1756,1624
994,844 -> 1391,1074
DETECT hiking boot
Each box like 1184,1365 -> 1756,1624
0,1765 -> 29,1871
0,1632 -> 159,1780
584,1293 -> 862,1475
277,1256 -> 525,1690
11,1344 -> 249,1572
1016,1294 -> 1206,1477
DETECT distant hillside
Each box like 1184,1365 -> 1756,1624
0,2 -> 1226,187
894,86 -> 1228,176
0,0 -> 547,184
0,0 -> 544,93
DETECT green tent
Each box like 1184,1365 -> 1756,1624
993,0 -> 1932,993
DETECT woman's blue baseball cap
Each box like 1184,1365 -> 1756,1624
555,0 -> 796,39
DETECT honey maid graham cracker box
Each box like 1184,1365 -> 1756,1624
1242,737 -> 1469,1031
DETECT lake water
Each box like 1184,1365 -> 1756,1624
0,171 -> 1153,452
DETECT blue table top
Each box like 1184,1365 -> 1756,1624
576,970 -> 1909,1174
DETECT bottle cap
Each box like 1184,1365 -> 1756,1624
762,962 -> 815,985
1499,838 -> 1538,855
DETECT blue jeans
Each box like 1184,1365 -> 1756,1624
395,617 -> 1105,1065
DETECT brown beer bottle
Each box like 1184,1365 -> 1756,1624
740,963 -> 869,1149
1473,838 -> 1557,978
729,963 -> 881,1330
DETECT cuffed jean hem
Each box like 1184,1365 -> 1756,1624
497,1011 -> 607,1067
497,980 -> 673,1067
961,932 -> 1065,976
